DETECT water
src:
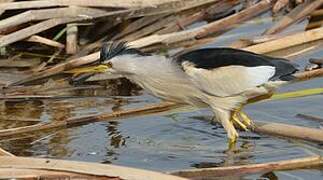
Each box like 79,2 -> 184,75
0,88 -> 322,179
1,11 -> 323,180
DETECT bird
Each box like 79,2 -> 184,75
71,41 -> 298,147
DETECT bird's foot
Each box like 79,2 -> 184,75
231,111 -> 248,131
231,110 -> 254,131
239,111 -> 255,130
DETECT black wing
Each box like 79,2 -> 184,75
176,48 -> 298,81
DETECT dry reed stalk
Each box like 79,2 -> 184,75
135,0 -> 220,16
155,0 -> 239,35
129,0 -> 274,48
0,58 -> 40,67
0,156 -> 187,180
0,6 -> 107,31
32,49 -> 63,72
310,9 -> 323,17
171,156 -> 323,179
296,114 -> 323,122
306,19 -> 323,30
0,168 -> 110,179
0,17 -> 84,47
264,0 -> 323,35
112,0 -> 238,40
243,26 -> 323,54
0,0 -> 14,16
255,121 -> 323,143
112,14 -> 169,40
194,0 -> 273,38
9,51 -> 100,86
66,24 -> 78,54
230,33 -> 289,49
294,68 -> 323,81
0,0 -> 215,35
0,0 -> 182,10
272,0 -> 289,13
0,102 -> 179,137
0,147 -> 14,156
26,35 -> 65,48
122,14 -> 179,42
120,0 -> 223,41
0,9 -> 130,47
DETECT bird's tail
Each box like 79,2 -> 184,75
270,87 -> 323,100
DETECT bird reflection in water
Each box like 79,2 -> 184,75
102,121 -> 128,164
192,141 -> 256,169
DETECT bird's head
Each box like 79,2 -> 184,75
69,41 -> 148,76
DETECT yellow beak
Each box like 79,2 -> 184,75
66,64 -> 110,76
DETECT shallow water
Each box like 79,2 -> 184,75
1,11 -> 323,180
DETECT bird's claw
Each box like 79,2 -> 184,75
231,112 -> 248,131
231,110 -> 254,131
240,111 -> 255,130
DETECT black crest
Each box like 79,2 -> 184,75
100,41 -> 148,63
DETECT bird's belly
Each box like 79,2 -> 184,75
134,77 -> 204,105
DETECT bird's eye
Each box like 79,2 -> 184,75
106,62 -> 113,68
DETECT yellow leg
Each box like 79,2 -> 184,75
213,109 -> 239,150
228,135 -> 237,150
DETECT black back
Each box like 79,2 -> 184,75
176,48 -> 298,81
